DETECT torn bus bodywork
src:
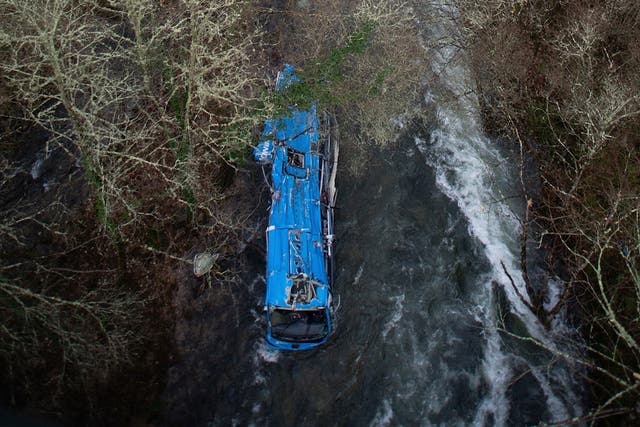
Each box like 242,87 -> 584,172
254,65 -> 337,350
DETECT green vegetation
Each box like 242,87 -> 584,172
3,0 -> 638,422
272,20 -> 376,110
272,0 -> 426,151
0,0 -> 426,423
276,21 -> 395,112
0,0 -> 265,423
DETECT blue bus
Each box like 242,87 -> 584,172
254,65 -> 337,350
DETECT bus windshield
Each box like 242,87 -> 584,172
269,308 -> 328,342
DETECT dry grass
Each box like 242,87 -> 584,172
274,0 -> 428,150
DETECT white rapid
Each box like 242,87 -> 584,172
416,2 -> 583,424
162,3 -> 585,426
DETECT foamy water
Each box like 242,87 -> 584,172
185,3 -> 584,425
416,1 -> 583,423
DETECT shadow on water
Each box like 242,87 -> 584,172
206,127 -> 512,426
163,124 -> 581,427
0,407 -> 64,427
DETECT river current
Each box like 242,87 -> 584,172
164,3 -> 584,426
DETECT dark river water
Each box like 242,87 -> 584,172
221,129 -> 582,426
163,3 -> 585,426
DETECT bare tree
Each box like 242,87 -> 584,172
0,0 -> 267,418
450,0 -> 640,421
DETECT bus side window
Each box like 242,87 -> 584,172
287,148 -> 305,168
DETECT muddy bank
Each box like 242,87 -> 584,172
159,164 -> 270,425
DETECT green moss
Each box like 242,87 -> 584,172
268,20 -> 376,112
368,66 -> 393,97
162,63 -> 197,212
80,154 -> 119,240
163,64 -> 187,129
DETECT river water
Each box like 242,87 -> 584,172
164,3 -> 585,426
